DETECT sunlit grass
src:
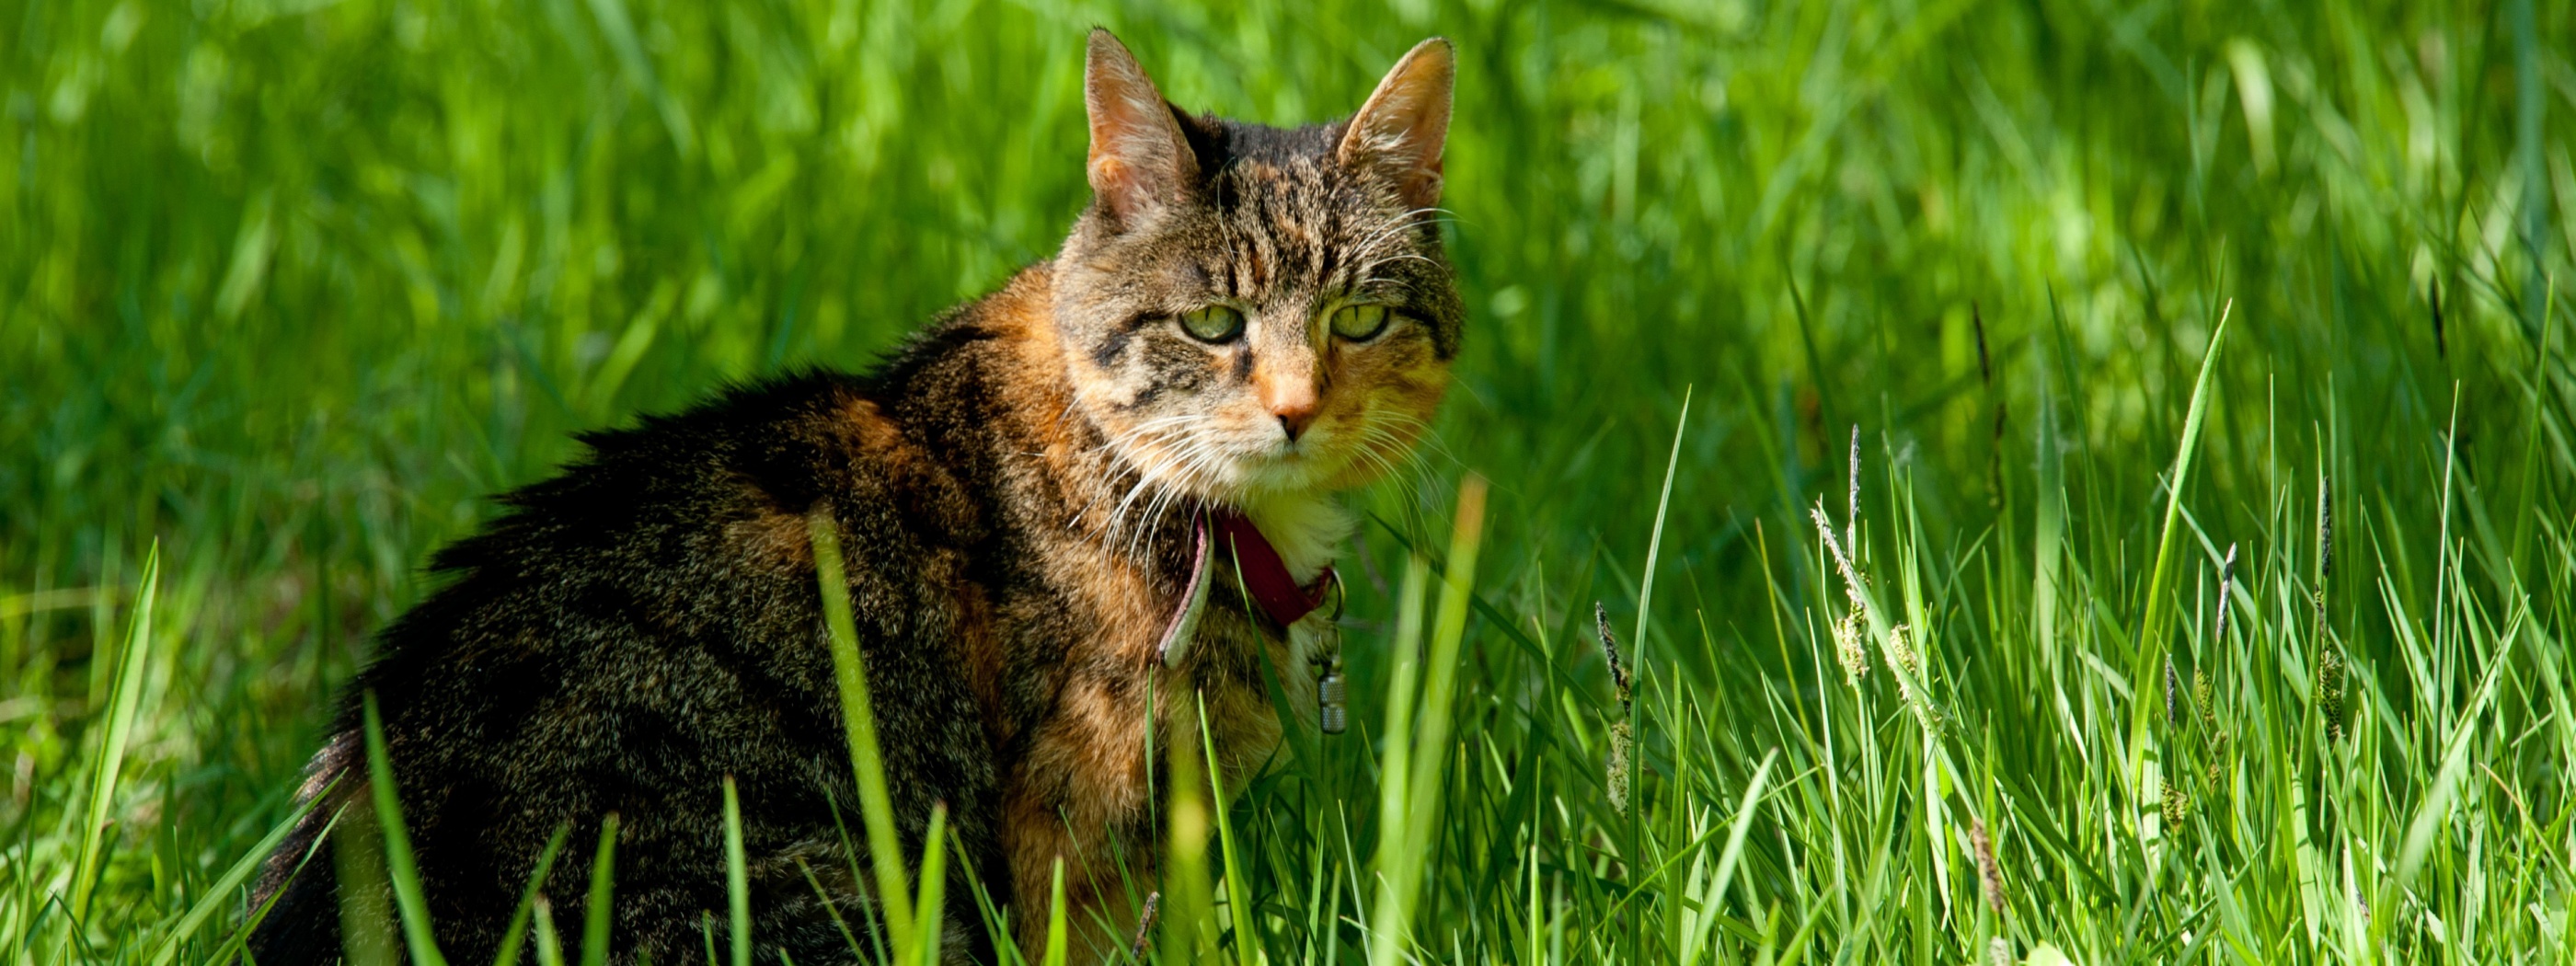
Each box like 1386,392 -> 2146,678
5,0 -> 2572,963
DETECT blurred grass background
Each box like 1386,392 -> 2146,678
4,0 -> 2573,961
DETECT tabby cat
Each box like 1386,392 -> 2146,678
247,29 -> 1459,965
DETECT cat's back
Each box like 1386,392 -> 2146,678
373,337 -> 1021,777
251,316 -> 1030,964
409,367 -> 961,667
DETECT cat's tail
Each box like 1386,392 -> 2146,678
242,731 -> 356,966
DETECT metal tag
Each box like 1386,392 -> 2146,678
1313,572 -> 1347,735
1317,660 -> 1347,734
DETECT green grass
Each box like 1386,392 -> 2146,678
5,0 -> 2573,962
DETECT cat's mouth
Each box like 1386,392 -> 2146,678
1233,432 -> 1353,493
1232,447 -> 1316,485
1156,436 -> 1334,501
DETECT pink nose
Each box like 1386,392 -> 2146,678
1255,353 -> 1320,443
1262,383 -> 1319,442
1273,403 -> 1317,441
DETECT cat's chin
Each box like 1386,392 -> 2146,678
1219,461 -> 1368,507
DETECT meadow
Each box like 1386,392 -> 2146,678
5,0 -> 2573,962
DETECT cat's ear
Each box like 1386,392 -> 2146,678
1339,38 -> 1454,212
1085,29 -> 1198,228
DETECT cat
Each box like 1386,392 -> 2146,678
245,29 -> 1459,966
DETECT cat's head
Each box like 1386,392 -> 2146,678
1053,30 -> 1461,507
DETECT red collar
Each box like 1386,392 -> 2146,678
1154,507 -> 1337,665
1209,508 -> 1336,627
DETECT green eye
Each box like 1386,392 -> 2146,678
1330,304 -> 1392,341
1179,305 -> 1246,343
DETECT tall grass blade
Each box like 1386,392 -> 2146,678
724,776 -> 751,966
338,785 -> 399,966
495,824 -> 574,966
582,814 -> 621,966
1703,750 -> 1777,920
1363,555 -> 1431,960
1627,393 -> 1688,960
911,804 -> 948,966
533,899 -> 568,966
1367,475 -> 1489,965
1041,857 -> 1068,966
68,541 -> 158,921
1165,691 -> 1214,963
2128,300 -> 2233,787
808,510 -> 918,954
1634,387 -> 1692,664
1196,693 -> 1258,966
362,692 -> 449,966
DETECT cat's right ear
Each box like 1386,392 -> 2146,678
1085,29 -> 1197,229
1340,38 -> 1455,213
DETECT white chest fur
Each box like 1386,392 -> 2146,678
1239,490 -> 1351,587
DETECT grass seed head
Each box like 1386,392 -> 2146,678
2317,473 -> 2334,582
1988,937 -> 2013,966
1811,500 -> 1876,685
2314,474 -> 2337,630
2213,543 -> 2237,644
2162,780 -> 2191,828
1970,816 -> 2005,916
2318,647 -> 2347,742
1811,502 -> 1868,609
2193,666 -> 2216,733
1596,600 -> 1635,813
2163,655 -> 2180,727
1846,424 -> 1861,555
1127,891 -> 1161,960
1834,613 -> 1869,682
1594,601 -> 1630,707
1889,623 -> 1920,679
1886,624 -> 1939,730
1606,719 -> 1633,814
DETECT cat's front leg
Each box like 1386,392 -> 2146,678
1002,669 -> 1164,964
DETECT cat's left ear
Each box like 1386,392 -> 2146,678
1339,38 -> 1454,212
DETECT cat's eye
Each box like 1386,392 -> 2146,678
1329,305 -> 1392,341
1179,305 -> 1246,343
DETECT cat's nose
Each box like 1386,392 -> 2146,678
1261,382 -> 1320,442
1254,354 -> 1320,442
1271,397 -> 1318,442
